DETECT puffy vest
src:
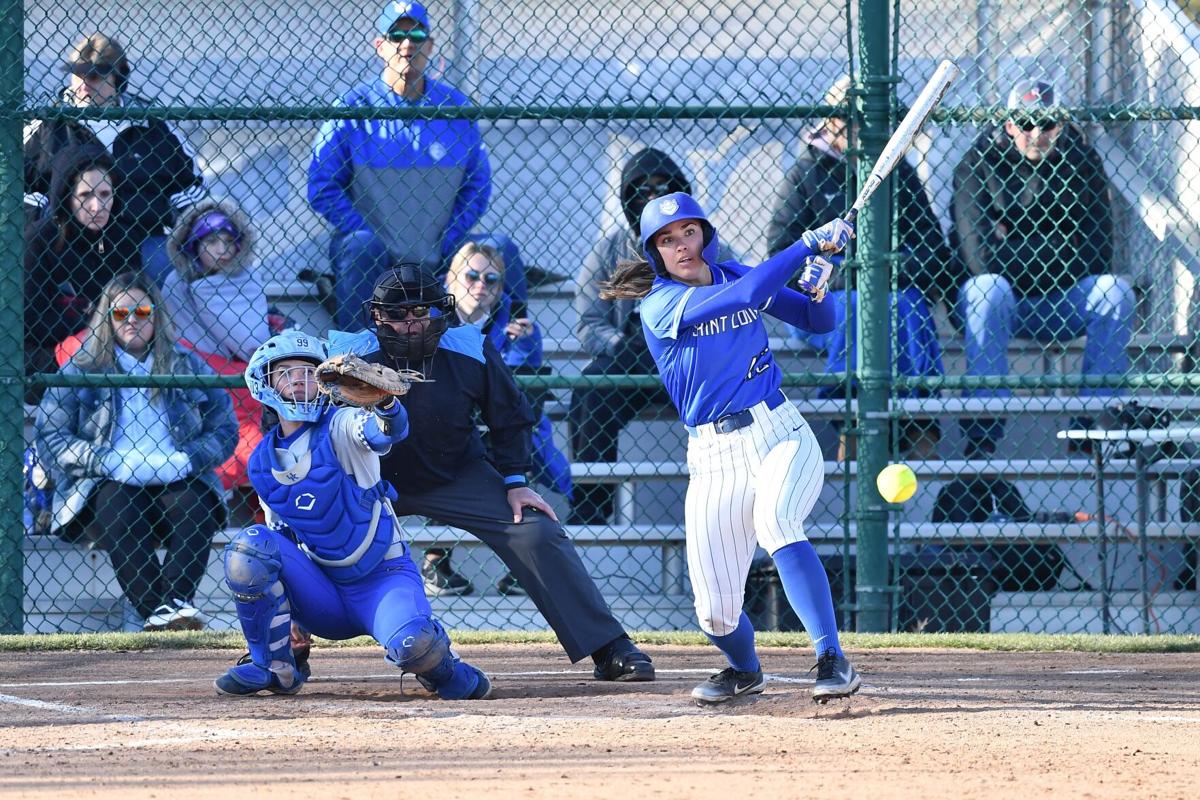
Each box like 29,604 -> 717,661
249,408 -> 399,583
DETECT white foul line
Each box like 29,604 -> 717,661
0,692 -> 142,722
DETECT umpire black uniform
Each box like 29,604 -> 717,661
359,265 -> 653,679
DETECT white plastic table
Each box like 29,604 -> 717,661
1056,426 -> 1200,633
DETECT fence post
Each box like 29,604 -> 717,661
0,0 -> 23,633
854,0 -> 893,633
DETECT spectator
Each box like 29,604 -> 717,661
24,143 -> 137,404
24,33 -> 204,286
951,79 -> 1130,457
35,271 -> 237,631
163,200 -> 270,493
308,1 -> 491,328
442,239 -> 573,596
568,148 -> 721,524
766,76 -> 957,460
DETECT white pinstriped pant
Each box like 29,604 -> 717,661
684,398 -> 824,636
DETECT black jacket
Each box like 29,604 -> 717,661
25,143 -> 138,350
766,137 -> 960,302
369,328 -> 535,494
25,91 -> 201,243
951,123 -> 1113,297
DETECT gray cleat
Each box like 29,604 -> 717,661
691,667 -> 766,706
811,649 -> 861,703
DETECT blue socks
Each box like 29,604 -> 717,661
773,540 -> 843,657
705,611 -> 761,673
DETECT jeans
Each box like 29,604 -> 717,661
330,230 -> 392,330
790,287 -> 945,395
957,273 -> 1134,443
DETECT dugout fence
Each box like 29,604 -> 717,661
2,0 -> 1199,636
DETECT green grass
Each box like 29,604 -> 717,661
1,630 -> 1197,654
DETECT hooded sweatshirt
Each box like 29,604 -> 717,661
24,142 -> 137,350
573,149 -> 696,359
162,200 -> 269,362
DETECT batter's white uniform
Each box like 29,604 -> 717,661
640,246 -> 835,637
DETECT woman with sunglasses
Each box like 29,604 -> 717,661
35,271 -> 237,631
24,142 -> 137,404
439,241 -> 573,597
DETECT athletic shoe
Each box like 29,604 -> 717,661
214,662 -> 305,696
236,646 -> 311,680
593,637 -> 655,682
420,557 -> 475,597
458,665 -> 493,700
811,649 -> 862,702
143,599 -> 206,631
691,667 -> 766,705
496,572 -> 527,596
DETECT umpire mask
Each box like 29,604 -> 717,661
363,263 -> 456,366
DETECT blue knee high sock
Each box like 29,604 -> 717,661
773,541 -> 842,658
705,611 -> 761,673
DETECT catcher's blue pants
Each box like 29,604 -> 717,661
257,527 -> 431,642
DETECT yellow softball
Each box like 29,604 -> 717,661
876,463 -> 918,504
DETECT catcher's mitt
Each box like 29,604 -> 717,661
315,354 -> 426,407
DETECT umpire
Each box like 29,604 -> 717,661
336,264 -> 654,680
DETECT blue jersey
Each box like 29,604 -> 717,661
639,246 -> 837,426
641,264 -> 779,425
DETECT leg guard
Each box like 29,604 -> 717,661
216,526 -> 303,696
383,617 -> 491,700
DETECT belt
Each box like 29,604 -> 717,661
688,390 -> 787,437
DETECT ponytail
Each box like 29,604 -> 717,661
600,258 -> 656,300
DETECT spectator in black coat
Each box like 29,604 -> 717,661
24,142 -> 137,403
24,33 -> 203,286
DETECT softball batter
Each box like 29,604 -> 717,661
602,192 -> 861,705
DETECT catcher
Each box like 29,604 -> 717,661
213,329 -> 491,700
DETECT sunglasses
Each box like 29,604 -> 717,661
1015,119 -> 1059,133
464,268 -> 502,287
386,28 -> 430,44
633,180 -> 674,200
381,305 -> 431,321
109,304 -> 154,322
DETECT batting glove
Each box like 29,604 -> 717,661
795,255 -> 840,301
801,217 -> 856,255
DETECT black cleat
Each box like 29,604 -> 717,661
421,557 -> 475,597
691,667 -> 766,705
811,648 -> 861,703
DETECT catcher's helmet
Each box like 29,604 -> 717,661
638,192 -> 719,277
364,263 -> 455,363
245,330 -> 329,422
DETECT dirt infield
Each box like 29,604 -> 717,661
0,644 -> 1197,799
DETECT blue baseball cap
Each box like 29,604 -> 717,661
377,1 -> 430,34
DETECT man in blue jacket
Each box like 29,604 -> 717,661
307,1 -> 491,328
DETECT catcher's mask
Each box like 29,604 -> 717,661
246,330 -> 330,422
638,192 -> 719,277
363,263 -> 455,364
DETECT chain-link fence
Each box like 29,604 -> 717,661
5,0 -> 1198,637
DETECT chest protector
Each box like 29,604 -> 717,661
248,409 -> 398,583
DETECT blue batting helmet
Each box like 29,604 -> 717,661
638,192 -> 719,276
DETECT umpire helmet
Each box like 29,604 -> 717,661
638,192 -> 720,277
364,263 -> 456,363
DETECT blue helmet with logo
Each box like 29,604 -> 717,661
245,330 -> 330,422
638,192 -> 719,276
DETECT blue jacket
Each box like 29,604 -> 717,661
35,345 -> 237,533
307,76 -> 491,270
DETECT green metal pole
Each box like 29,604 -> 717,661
854,0 -> 893,633
0,0 -> 23,633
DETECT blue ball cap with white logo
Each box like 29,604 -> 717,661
377,0 -> 430,34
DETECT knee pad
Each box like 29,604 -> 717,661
223,525 -> 283,600
383,617 -> 451,675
